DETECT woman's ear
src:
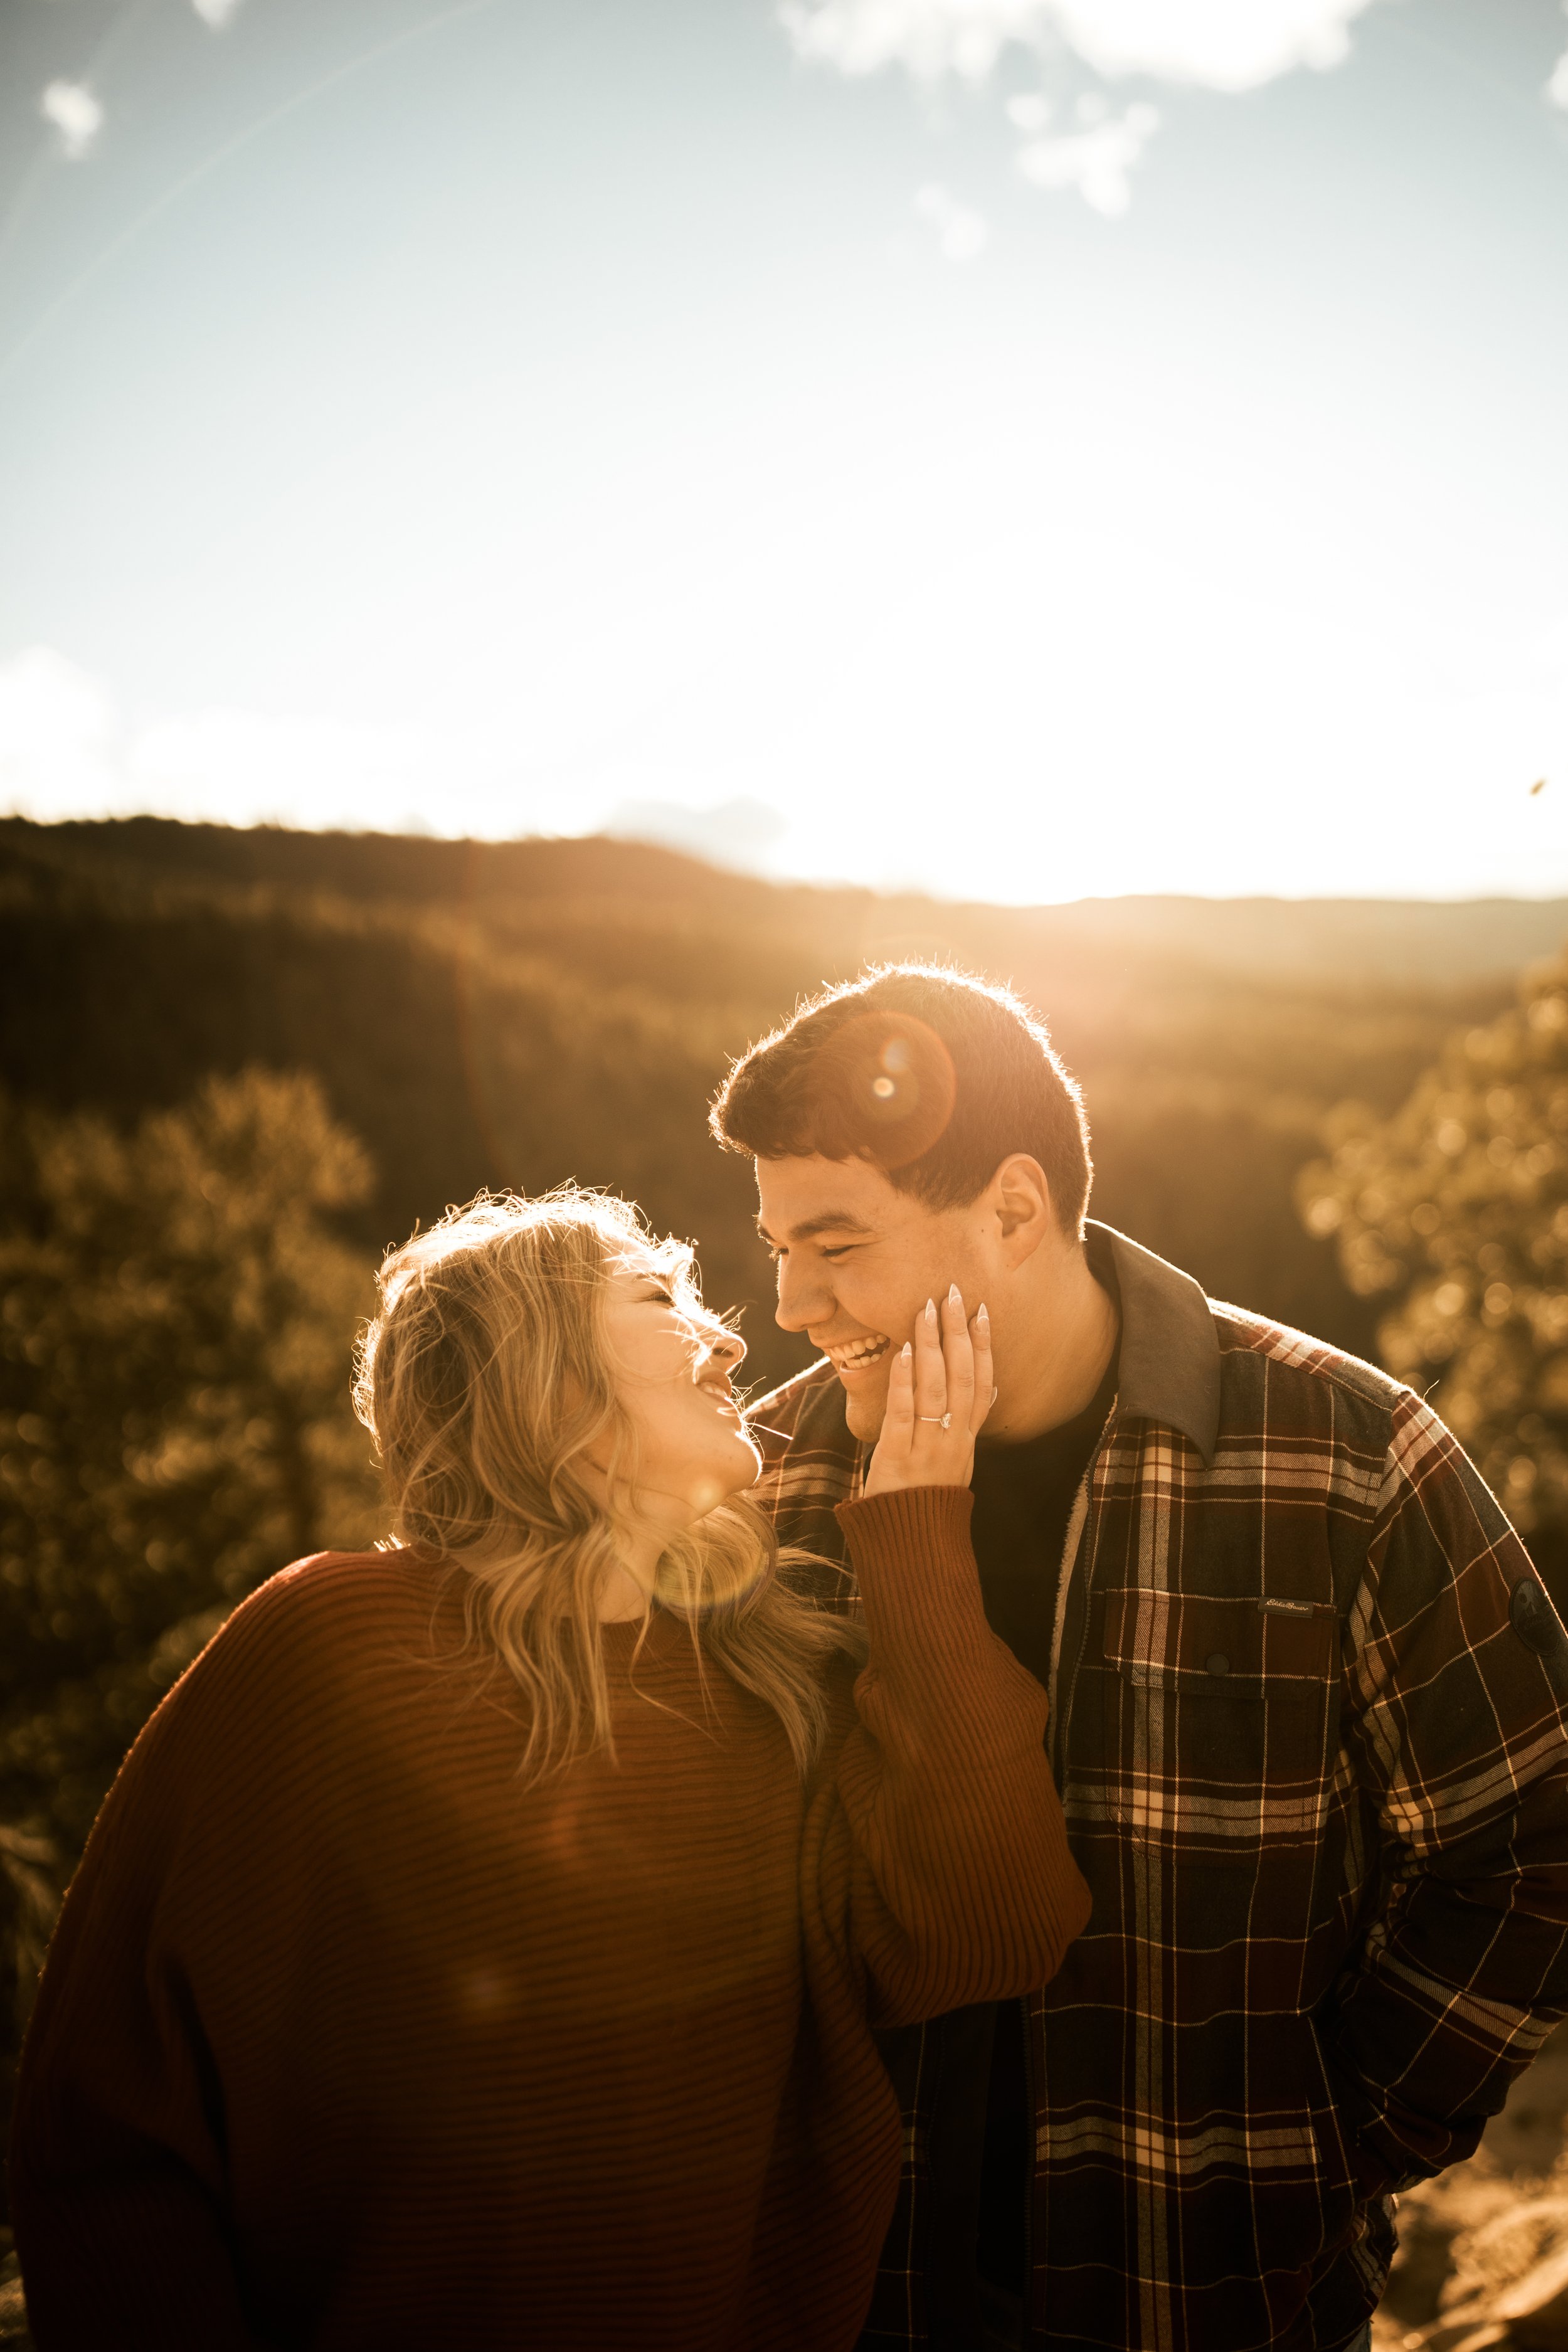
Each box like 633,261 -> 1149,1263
988,1154 -> 1054,1261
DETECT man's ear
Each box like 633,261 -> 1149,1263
987,1154 -> 1055,1263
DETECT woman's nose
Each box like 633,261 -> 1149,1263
707,1329 -> 746,1372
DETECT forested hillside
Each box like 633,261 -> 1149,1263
7,813 -> 1558,1393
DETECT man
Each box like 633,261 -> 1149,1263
709,963 -> 1568,2352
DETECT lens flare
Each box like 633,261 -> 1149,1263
812,1010 -> 958,1170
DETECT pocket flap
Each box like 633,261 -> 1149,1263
1103,1589 -> 1338,1689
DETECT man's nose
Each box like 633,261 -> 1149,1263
775,1255 -> 832,1335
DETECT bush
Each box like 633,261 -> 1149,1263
1298,954 -> 1568,1582
0,1069 -> 381,2225
0,1068 -> 381,1854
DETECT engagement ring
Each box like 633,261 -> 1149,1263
918,1413 -> 953,1430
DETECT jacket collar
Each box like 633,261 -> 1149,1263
1086,1221 -> 1221,1466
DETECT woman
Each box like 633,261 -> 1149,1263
10,1188 -> 1088,2350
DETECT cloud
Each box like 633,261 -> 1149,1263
190,0 -> 243,24
608,797 -> 787,872
1549,42 -> 1568,110
127,705 -> 429,827
781,1 -> 1379,219
914,182 -> 990,259
0,647 -> 638,843
38,82 -> 104,161
0,650 -> 442,832
780,0 -> 1383,92
0,648 -> 122,808
1039,0 -> 1377,88
783,0 -> 1049,82
1015,93 -> 1159,215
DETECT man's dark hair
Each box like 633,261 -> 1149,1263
710,964 -> 1093,1236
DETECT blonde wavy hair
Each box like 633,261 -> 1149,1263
352,1187 -> 862,1783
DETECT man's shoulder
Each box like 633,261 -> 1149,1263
1203,1296 -> 1484,1505
1209,1298 -> 1408,1421
750,1357 -> 852,1452
748,1359 -> 861,1542
1201,1298 -> 1447,1503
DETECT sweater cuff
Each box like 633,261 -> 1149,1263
834,1485 -> 1050,1764
836,1483 -> 975,1555
833,1487 -> 985,1641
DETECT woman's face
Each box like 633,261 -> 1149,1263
597,1248 -> 761,1531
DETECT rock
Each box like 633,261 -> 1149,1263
1443,2197 -> 1568,2318
1381,2156 -> 1522,2332
1486,2040 -> 1568,2180
1510,2296 -> 1568,2349
1494,2238 -> 1568,2349
1378,2022 -> 1568,2347
1410,2324 -> 1507,2352
0,2252 -> 32,2349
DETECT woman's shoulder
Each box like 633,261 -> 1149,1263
161,1546 -> 455,1718
225,1542 -> 444,1635
250,1542 -> 442,1614
71,1554 -> 464,1901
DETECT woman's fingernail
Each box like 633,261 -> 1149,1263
948,1283 -> 962,1309
991,1384 -> 999,1404
902,1341 -> 913,1360
925,1298 -> 936,1324
977,1302 -> 990,1327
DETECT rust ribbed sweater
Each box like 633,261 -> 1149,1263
9,1487 -> 1088,2351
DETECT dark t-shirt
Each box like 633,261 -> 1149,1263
970,1353 -> 1118,1690
969,1328 -> 1120,2297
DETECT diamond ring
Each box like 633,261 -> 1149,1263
918,1413 -> 953,1430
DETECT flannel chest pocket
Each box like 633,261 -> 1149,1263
1100,1588 -> 1340,1860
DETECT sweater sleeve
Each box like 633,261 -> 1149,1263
804,1486 -> 1091,2030
8,1600 -> 281,2350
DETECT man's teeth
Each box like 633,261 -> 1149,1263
830,1337 -> 890,1370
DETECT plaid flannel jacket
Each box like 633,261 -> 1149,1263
752,1222 -> 1568,2352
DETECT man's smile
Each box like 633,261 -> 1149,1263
822,1333 -> 891,1374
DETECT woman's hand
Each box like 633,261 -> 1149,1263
863,1286 -> 994,1496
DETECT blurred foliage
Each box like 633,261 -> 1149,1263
1298,951 -> 1568,1579
0,1067 -> 381,1853
1,1821 -> 58,2240
0,1063 -> 380,2223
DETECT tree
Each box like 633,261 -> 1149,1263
1297,951 -> 1568,1586
0,1068 -> 381,1853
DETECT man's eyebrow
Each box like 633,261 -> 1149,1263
753,1212 -> 876,1244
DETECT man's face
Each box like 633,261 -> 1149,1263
755,1154 -> 994,1443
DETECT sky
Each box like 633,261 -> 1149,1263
1,0 -> 1567,904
